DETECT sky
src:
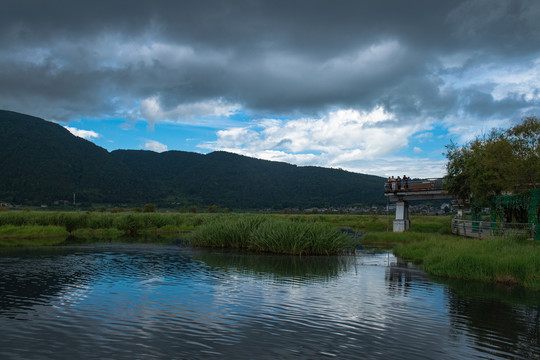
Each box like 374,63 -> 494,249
1,0 -> 540,178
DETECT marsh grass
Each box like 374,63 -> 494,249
189,215 -> 354,255
275,214 -> 452,233
0,225 -> 69,238
409,215 -> 453,233
394,235 -> 540,290
0,211 -> 209,237
0,225 -> 68,246
0,212 -> 451,236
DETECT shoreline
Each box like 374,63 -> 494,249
0,212 -> 537,290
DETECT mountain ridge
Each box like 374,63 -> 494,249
0,110 -> 386,208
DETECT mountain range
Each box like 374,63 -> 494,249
0,110 -> 386,209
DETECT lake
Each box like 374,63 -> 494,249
0,243 -> 538,359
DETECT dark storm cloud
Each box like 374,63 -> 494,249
0,0 -> 539,124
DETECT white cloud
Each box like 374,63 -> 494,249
349,157 -> 447,179
490,60 -> 540,102
413,147 -> 422,153
439,56 -> 540,105
201,106 -> 432,176
63,126 -> 100,140
143,140 -> 168,153
443,114 -> 508,144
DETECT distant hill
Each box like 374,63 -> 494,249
0,110 -> 137,204
0,110 -> 386,209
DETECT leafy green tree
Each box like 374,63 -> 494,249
444,116 -> 540,206
506,116 -> 540,189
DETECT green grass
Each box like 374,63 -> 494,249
0,211 -> 538,290
0,211 -> 209,238
361,231 -> 447,246
355,214 -> 540,290
0,212 -> 451,235
0,224 -> 69,238
189,214 -> 355,255
0,225 -> 69,246
394,235 -> 540,290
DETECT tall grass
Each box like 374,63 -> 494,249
189,215 -> 354,255
0,212 -> 452,236
0,211 -> 208,236
394,235 -> 540,290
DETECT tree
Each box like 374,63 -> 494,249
506,116 -> 540,189
444,140 -> 473,201
444,116 -> 540,206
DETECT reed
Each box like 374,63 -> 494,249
189,215 -> 267,249
189,215 -> 354,255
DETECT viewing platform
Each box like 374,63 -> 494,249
384,178 -> 456,232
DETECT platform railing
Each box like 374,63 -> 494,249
384,178 -> 444,193
451,218 -> 534,239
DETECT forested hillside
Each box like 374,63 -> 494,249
0,110 -> 386,208
0,110 -> 137,204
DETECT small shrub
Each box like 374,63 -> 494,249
143,204 -> 157,213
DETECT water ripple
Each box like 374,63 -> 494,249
0,245 -> 538,359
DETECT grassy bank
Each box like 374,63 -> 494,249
0,225 -> 69,246
393,235 -> 540,290
0,211 -> 358,254
352,216 -> 540,290
189,214 -> 355,255
0,211 -> 538,289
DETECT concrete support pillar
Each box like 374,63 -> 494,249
393,200 -> 410,232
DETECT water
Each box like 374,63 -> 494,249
0,244 -> 538,359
